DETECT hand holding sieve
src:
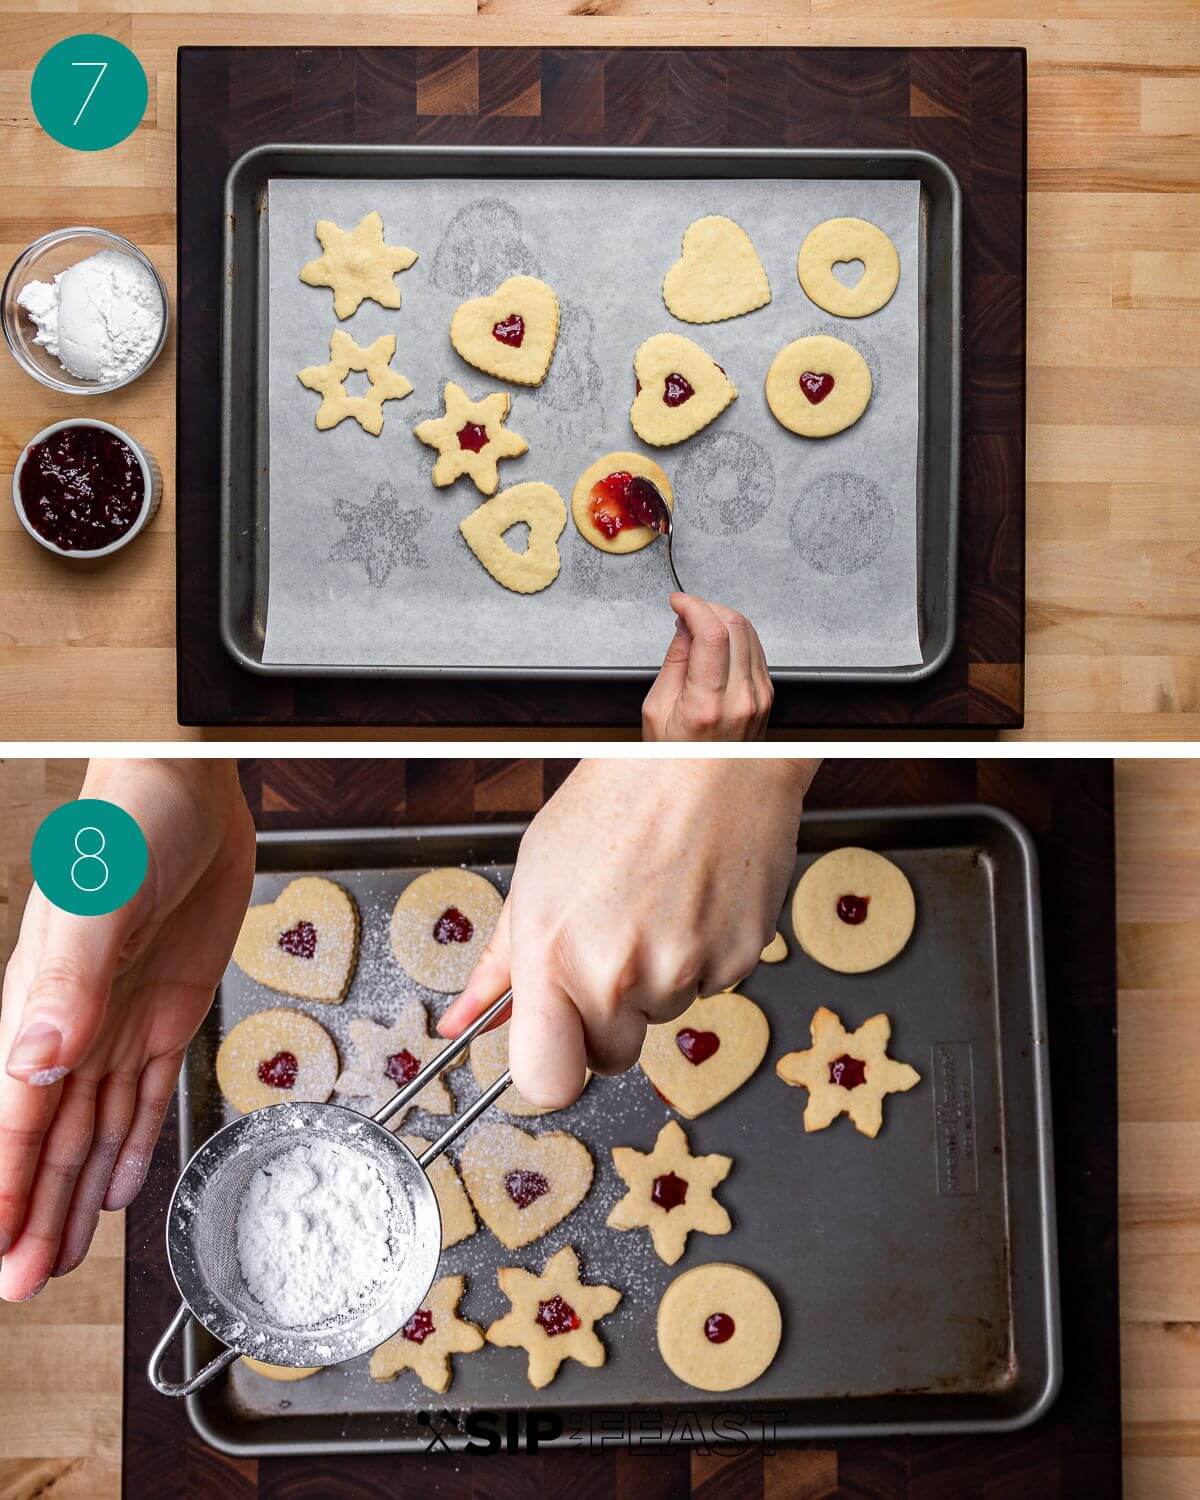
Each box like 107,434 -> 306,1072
148,989 -> 514,1397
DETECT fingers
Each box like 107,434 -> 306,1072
104,1051 -> 184,1212
437,900 -> 513,1038
0,1070 -> 60,1258
507,957 -> 588,1110
644,595 -> 773,741
670,593 -> 731,697
642,615 -> 692,737
54,1070 -> 138,1276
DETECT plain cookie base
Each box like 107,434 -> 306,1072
791,847 -> 916,973
765,335 -> 872,437
662,215 -> 771,324
797,217 -> 900,318
390,868 -> 503,992
571,451 -> 674,555
215,1007 -> 339,1115
657,1263 -> 782,1391
241,1357 -> 321,1381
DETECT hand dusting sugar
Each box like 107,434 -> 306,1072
236,1138 -> 394,1329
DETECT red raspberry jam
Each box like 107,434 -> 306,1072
505,1169 -> 549,1208
492,313 -> 525,347
829,1054 -> 867,1090
651,1172 -> 689,1211
536,1295 -> 581,1337
663,372 -> 695,407
675,1027 -> 721,1065
588,471 -> 667,540
836,893 -> 870,925
385,1049 -> 421,1086
433,907 -> 474,944
257,1051 -> 299,1089
18,424 -> 145,552
799,371 -> 835,404
401,1308 -> 436,1344
278,920 -> 317,958
457,422 -> 489,453
704,1312 -> 735,1344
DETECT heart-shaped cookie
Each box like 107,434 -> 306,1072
450,275 -> 560,386
232,876 -> 359,1004
460,481 -> 567,595
630,333 -> 737,446
639,991 -> 769,1118
458,1123 -> 593,1249
662,215 -> 771,324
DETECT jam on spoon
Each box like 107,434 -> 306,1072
589,471 -> 669,540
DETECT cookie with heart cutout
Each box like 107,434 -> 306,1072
607,1118 -> 732,1266
370,1274 -> 485,1394
639,990 -> 769,1119
413,381 -> 528,496
776,1005 -> 921,1138
334,1005 -> 454,1124
486,1245 -> 621,1389
662,215 -> 771,324
791,846 -> 915,973
797,216 -> 900,319
450,275 -> 560,386
657,1263 -> 782,1392
215,1006 -> 339,1115
471,1019 -> 590,1117
630,333 -> 737,446
400,1134 -> 477,1248
390,868 -> 504,992
766,334 -> 872,438
458,1122 -> 594,1250
460,481 -> 568,595
571,451 -> 674,555
232,877 -> 359,1003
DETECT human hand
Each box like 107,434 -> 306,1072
438,758 -> 818,1108
0,759 -> 255,1300
642,593 -> 774,741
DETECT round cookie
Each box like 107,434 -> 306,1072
765,335 -> 872,438
797,217 -> 900,319
390,869 -> 503,992
215,1007 -> 339,1115
791,847 -> 915,974
657,1263 -> 782,1392
572,451 -> 674,555
241,1357 -> 321,1381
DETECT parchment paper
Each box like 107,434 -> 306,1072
262,176 -> 922,669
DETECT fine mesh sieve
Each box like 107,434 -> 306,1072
149,990 -> 513,1397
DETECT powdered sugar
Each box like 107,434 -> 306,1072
17,248 -> 163,383
236,1138 -> 395,1329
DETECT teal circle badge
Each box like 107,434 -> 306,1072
31,35 -> 148,152
32,799 -> 149,917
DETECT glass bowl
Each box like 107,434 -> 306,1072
1,227 -> 169,395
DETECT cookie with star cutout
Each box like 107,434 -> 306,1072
369,1275 -> 484,1393
298,330 -> 413,435
232,877 -> 359,1003
776,1005 -> 921,1138
413,381 -> 528,495
334,1005 -> 454,1124
606,1119 -> 732,1265
486,1245 -> 621,1389
450,275 -> 561,386
299,211 -> 418,320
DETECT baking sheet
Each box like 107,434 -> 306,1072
179,812 -> 1059,1453
261,177 -> 922,670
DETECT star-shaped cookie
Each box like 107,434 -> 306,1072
298,330 -> 413,435
413,381 -> 528,495
486,1245 -> 621,1389
369,1275 -> 484,1393
334,1005 -> 453,1124
330,482 -> 430,588
606,1119 -> 732,1265
776,1005 -> 921,1138
299,211 -> 418,320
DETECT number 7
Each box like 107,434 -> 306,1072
70,60 -> 108,127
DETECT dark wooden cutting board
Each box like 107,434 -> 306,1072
176,47 -> 1026,729
122,758 -> 1119,1498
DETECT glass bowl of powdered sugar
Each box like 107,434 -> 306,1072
2,226 -> 168,395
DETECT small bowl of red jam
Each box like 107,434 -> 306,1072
12,418 -> 159,559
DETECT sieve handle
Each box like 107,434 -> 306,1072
148,1301 -> 240,1398
373,988 -> 513,1129
418,1068 -> 512,1168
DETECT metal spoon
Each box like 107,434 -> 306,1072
628,476 -> 684,595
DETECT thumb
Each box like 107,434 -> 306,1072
437,898 -> 512,1038
5,892 -> 141,1085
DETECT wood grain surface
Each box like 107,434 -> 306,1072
0,6 -> 1194,740
1,754 -> 1189,1498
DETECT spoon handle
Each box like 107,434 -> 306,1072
665,532 -> 685,594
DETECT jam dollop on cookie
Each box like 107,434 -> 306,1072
486,1246 -> 621,1388
608,1120 -> 732,1264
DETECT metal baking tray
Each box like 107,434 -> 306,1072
221,145 -> 960,683
177,808 -> 1057,1455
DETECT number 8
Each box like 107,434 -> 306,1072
71,825 -> 110,893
